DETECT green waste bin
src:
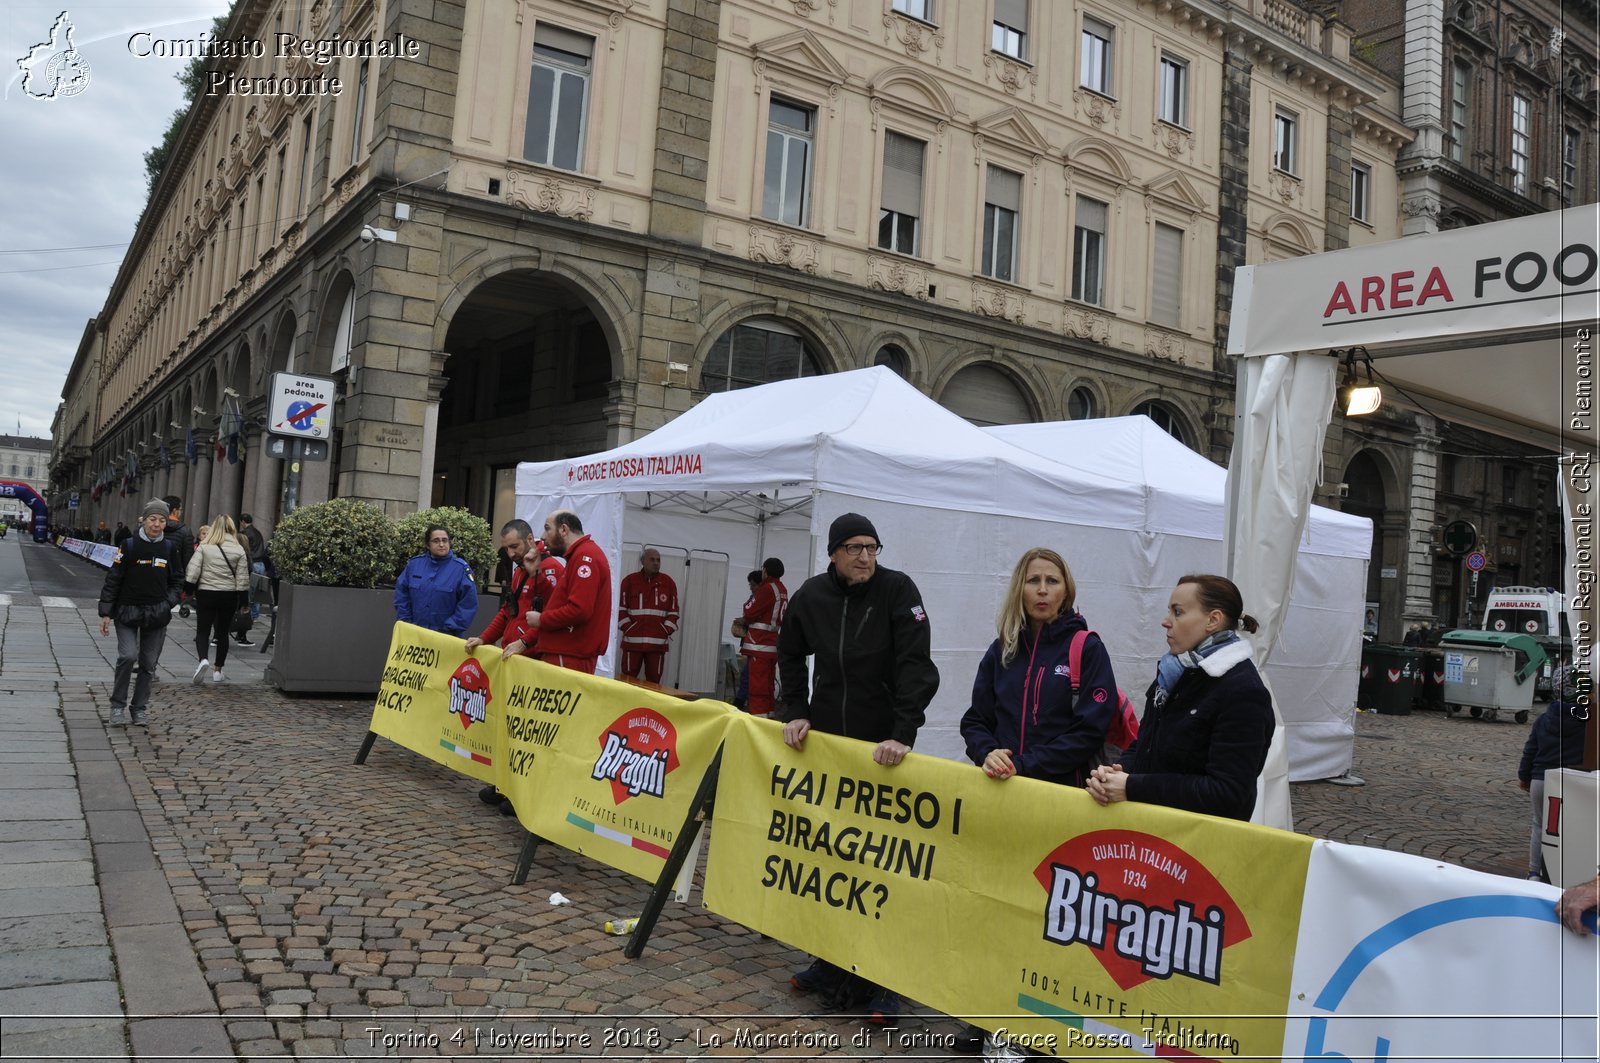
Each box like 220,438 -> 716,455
1363,645 -> 1421,715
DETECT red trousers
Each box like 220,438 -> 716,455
745,653 -> 776,715
620,649 -> 664,684
536,652 -> 596,675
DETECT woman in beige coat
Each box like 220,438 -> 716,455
185,514 -> 250,683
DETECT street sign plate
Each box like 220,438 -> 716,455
264,437 -> 329,461
268,372 -> 336,440
1443,519 -> 1478,556
1465,550 -> 1487,572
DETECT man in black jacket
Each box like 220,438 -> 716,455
776,512 -> 940,1025
163,495 -> 197,618
99,500 -> 185,726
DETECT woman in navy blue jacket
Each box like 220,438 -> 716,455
1087,574 -> 1274,821
1519,665 -> 1588,880
394,524 -> 479,635
961,548 -> 1117,786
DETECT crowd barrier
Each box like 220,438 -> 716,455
57,537 -> 117,568
362,623 -> 1598,1062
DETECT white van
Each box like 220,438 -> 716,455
1481,586 -> 1569,696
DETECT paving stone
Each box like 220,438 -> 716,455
0,943 -> 114,990
0,819 -> 85,843
0,980 -> 122,1032
0,859 -> 96,890
0,838 -> 92,864
0,911 -> 108,952
0,1017 -> 127,1058
99,870 -> 181,927
127,1015 -> 233,1059
0,884 -> 101,919
111,923 -> 212,1015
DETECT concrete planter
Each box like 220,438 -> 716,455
265,583 -> 495,694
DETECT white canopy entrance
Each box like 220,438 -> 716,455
1225,203 -> 1599,780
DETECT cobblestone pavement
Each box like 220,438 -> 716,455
2,544 -> 1547,1059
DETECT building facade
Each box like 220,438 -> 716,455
1328,0 -> 1596,637
52,0 -> 1407,549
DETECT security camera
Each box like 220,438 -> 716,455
360,224 -> 397,244
360,225 -> 376,244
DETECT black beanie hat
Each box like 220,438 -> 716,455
827,512 -> 879,554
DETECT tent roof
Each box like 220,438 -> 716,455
516,367 -> 1151,529
986,417 -> 1371,558
1228,202 -> 1598,453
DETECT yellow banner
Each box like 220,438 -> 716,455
495,660 -> 735,883
369,623 -> 500,784
365,624 -> 737,885
704,718 -> 1312,1059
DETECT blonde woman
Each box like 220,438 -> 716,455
960,547 -> 1118,786
184,514 -> 250,683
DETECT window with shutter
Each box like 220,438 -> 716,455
982,166 -> 1021,282
1151,223 -> 1182,327
878,132 -> 925,255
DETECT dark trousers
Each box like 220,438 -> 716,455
111,621 -> 167,711
194,589 -> 238,667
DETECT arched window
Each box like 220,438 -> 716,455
874,344 -> 909,378
700,319 -> 822,393
1132,400 -> 1190,446
1067,386 -> 1096,421
941,363 -> 1032,426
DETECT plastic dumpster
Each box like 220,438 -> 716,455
1417,647 -> 1446,711
1363,645 -> 1422,715
1438,629 -> 1548,723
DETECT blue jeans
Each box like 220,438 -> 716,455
111,621 -> 167,712
250,560 -> 265,620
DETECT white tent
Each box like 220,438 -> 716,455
1225,203 -> 1598,773
516,369 -> 1368,815
986,416 -> 1371,791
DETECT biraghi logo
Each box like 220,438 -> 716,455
591,708 -> 680,802
1034,829 -> 1251,990
447,659 -> 491,729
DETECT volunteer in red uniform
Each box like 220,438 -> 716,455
526,510 -> 612,674
740,556 -> 788,715
618,547 -> 679,683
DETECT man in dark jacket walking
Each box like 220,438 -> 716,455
99,500 -> 185,726
163,495 -> 197,617
775,512 -> 939,1025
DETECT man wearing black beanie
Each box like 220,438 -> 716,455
775,511 -> 940,1025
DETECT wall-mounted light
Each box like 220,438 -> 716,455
1339,347 -> 1382,416
223,387 -> 240,399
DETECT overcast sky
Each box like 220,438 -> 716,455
1,0 -> 231,440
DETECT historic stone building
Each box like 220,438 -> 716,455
51,0 -> 1408,545
0,435 -> 52,526
1327,0 -> 1596,635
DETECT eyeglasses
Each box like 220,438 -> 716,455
838,542 -> 883,557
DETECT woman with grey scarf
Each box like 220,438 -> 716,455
1086,574 -> 1274,821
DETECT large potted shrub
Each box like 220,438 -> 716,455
391,506 -> 499,640
264,498 -> 399,694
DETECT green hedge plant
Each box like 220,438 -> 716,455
392,506 -> 494,585
270,499 -> 397,588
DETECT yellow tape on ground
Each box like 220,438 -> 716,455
704,717 -> 1311,1059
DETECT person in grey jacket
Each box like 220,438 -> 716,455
98,500 -> 184,726
185,514 -> 251,684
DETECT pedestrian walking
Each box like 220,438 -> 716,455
97,500 -> 184,726
185,514 -> 251,684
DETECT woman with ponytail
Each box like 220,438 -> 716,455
1087,574 -> 1274,821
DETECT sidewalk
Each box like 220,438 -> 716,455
0,544 -> 1535,1059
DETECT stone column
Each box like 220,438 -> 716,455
212,448 -> 244,521
416,352 -> 450,510
188,436 -> 214,524
1398,0 -> 1445,236
648,0 -> 720,244
1403,414 -> 1441,625
167,445 -> 190,507
1324,107 -> 1353,252
251,441 -> 283,534
1213,41 -> 1252,371
239,424 -> 263,521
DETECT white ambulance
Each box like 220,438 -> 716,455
1481,585 -> 1569,697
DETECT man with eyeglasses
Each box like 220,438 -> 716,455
776,512 -> 940,1026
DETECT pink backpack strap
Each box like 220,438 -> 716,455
1068,629 -> 1090,691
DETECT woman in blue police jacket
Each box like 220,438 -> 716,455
394,524 -> 478,635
